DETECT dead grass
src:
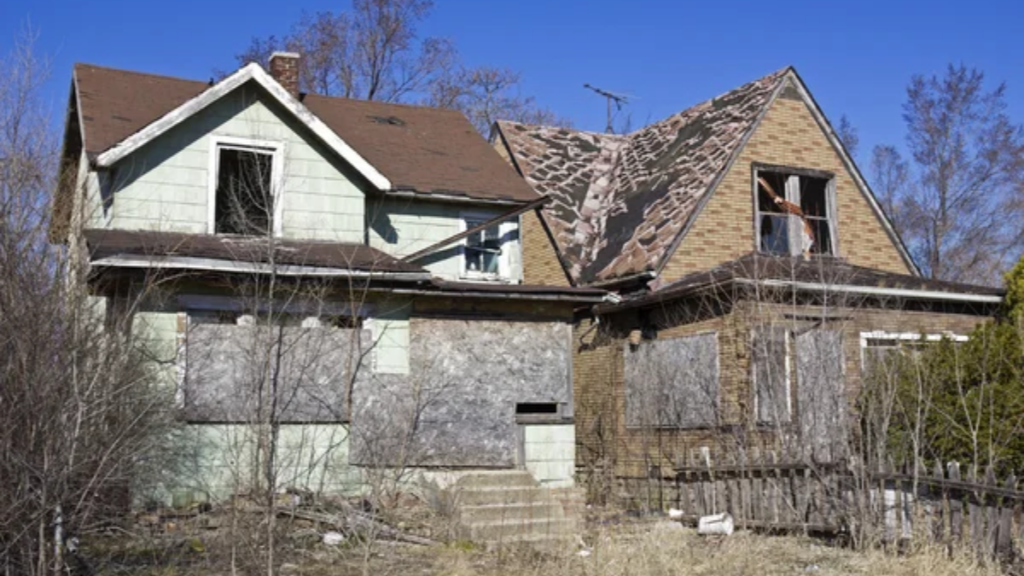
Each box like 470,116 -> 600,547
429,521 -> 1006,576
82,515 -> 1010,576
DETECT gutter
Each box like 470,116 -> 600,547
90,254 -> 433,281
588,270 -> 658,289
735,278 -> 1004,304
387,286 -> 607,303
384,189 -> 532,207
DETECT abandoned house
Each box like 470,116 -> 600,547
51,53 -> 608,506
492,67 -> 1006,485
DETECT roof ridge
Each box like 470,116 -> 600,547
624,66 -> 791,138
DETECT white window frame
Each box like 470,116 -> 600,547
753,166 -> 839,257
858,330 -> 968,369
751,327 -> 792,425
459,211 -> 515,282
207,135 -> 286,236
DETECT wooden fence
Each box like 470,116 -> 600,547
670,453 -> 1024,560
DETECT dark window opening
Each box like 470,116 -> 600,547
327,315 -> 364,330
755,169 -> 835,257
516,402 -> 558,415
215,147 -> 274,235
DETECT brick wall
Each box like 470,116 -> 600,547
660,93 -> 913,284
492,134 -> 571,287
574,296 -> 992,480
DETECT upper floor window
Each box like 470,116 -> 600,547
209,136 -> 283,236
754,166 -> 837,257
461,214 -> 515,281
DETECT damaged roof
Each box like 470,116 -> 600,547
496,68 -> 789,285
602,253 -> 1004,312
71,63 -> 539,202
84,229 -> 426,274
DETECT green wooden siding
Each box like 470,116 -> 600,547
99,83 -> 366,242
367,197 -> 522,281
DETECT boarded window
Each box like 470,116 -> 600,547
752,327 -> 790,425
796,329 -> 846,460
625,332 -> 719,429
184,313 -> 370,423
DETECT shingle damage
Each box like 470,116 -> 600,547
497,68 -> 791,285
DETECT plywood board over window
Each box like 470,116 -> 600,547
625,332 -> 720,429
795,329 -> 846,461
752,326 -> 790,426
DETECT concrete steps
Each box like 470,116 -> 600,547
452,470 -> 577,546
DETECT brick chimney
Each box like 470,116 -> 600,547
269,52 -> 301,98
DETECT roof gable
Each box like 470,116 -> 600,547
88,62 -> 391,190
497,68 -> 787,284
499,67 -> 919,285
69,63 -> 538,202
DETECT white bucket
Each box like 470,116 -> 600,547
697,512 -> 734,536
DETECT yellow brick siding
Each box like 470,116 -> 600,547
575,300 -> 991,478
660,96 -> 913,284
521,209 -> 570,286
491,133 -> 572,287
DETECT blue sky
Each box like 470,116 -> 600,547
3,0 -> 1023,163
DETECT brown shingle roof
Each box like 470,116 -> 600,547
84,229 -> 426,274
71,63 -> 538,202
497,68 -> 789,284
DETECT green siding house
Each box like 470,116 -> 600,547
53,53 -> 603,503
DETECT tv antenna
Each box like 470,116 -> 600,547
584,83 -> 631,133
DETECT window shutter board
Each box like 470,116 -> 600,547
795,329 -> 846,461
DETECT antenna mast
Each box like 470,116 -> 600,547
584,83 -> 630,133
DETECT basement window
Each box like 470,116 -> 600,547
755,167 -> 837,257
515,402 -> 565,424
211,138 -> 282,236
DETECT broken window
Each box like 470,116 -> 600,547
752,326 -> 791,425
462,215 -> 517,279
624,332 -> 720,429
755,167 -> 836,257
464,218 -> 502,276
214,145 -> 276,235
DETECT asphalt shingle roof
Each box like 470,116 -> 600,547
497,68 -> 789,284
71,63 -> 539,203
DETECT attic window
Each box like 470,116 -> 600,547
211,137 -> 282,236
754,167 -> 836,257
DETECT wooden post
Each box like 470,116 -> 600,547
932,461 -> 945,543
997,474 -> 1015,559
984,467 -> 998,557
967,468 -> 984,556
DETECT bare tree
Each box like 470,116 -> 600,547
0,28 -> 181,575
869,144 -> 911,241
898,65 -> 1024,283
836,114 -> 860,158
230,1 -> 564,134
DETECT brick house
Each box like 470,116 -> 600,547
52,53 -> 607,504
492,67 -> 1005,484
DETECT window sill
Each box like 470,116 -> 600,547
459,274 -> 512,284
